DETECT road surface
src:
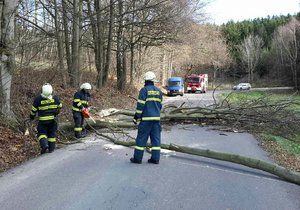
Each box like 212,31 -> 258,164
0,92 -> 299,210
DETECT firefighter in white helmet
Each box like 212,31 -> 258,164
30,83 -> 62,154
130,71 -> 163,164
72,83 -> 92,138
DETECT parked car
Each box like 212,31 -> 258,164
233,83 -> 251,90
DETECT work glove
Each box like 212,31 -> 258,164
133,114 -> 138,125
133,119 -> 137,125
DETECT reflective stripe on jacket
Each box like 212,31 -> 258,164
30,95 -> 62,121
135,82 -> 163,121
72,90 -> 90,112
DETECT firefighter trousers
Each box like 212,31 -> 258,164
37,120 -> 57,152
133,121 -> 161,162
73,111 -> 85,138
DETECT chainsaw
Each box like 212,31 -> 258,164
82,108 -> 96,124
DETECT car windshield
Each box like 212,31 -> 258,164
168,81 -> 181,86
187,77 -> 199,83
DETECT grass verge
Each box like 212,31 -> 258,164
221,90 -> 300,171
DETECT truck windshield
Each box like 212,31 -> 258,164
168,81 -> 181,86
187,78 -> 199,83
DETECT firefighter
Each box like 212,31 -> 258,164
72,83 -> 92,138
30,83 -> 62,154
130,71 -> 163,164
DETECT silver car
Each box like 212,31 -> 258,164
233,83 -> 251,90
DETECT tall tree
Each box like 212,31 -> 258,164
102,0 -> 114,86
274,18 -> 300,89
70,0 -> 81,87
53,0 -> 67,87
62,0 -> 72,81
0,0 -> 18,117
116,0 -> 126,91
239,34 -> 264,82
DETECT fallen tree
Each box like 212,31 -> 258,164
57,94 -> 300,185
88,125 -> 300,186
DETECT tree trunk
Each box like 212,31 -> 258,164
103,0 -> 114,86
130,44 -> 134,85
116,0 -> 125,91
160,50 -> 166,86
87,0 -> 99,76
0,0 -> 18,117
95,0 -> 103,88
58,121 -> 300,186
70,0 -> 80,87
87,48 -> 92,72
62,0 -> 72,83
129,1 -> 136,85
54,0 -> 67,87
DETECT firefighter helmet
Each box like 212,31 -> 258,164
144,71 -> 156,81
80,83 -> 92,90
41,83 -> 53,99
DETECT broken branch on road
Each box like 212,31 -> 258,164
57,94 -> 300,185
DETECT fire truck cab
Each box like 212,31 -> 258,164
186,74 -> 208,93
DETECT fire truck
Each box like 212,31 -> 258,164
186,74 -> 208,93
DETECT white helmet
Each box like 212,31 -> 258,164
80,83 -> 92,90
144,71 -> 156,81
41,83 -> 53,99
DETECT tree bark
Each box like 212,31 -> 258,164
129,0 -> 136,85
0,0 -> 18,117
102,0 -> 114,86
130,44 -> 134,85
54,0 -> 67,87
70,0 -> 81,87
62,0 -> 72,83
116,0 -> 125,91
95,0 -> 103,88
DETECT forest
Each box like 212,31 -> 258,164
1,1 -> 299,119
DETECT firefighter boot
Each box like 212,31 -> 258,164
148,158 -> 159,164
130,158 -> 142,164
40,138 -> 49,154
75,131 -> 82,139
80,129 -> 87,138
48,142 -> 55,153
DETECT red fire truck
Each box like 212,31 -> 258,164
186,74 -> 208,93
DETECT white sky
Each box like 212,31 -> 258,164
205,0 -> 300,25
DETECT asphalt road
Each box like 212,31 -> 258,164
0,93 -> 299,210
163,90 -> 228,107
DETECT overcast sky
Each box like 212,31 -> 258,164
205,0 -> 299,25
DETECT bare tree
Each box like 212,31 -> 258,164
239,34 -> 264,82
116,0 -> 126,91
0,0 -> 18,117
53,0 -> 67,86
62,0 -> 72,80
273,18 -> 300,89
102,0 -> 114,86
70,0 -> 81,87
